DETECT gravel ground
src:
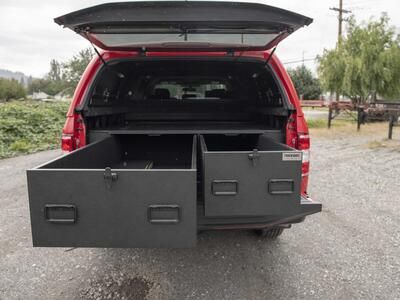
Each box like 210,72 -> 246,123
0,130 -> 399,299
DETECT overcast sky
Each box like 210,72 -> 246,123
0,0 -> 399,77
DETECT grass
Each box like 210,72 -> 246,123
367,139 -> 400,152
0,100 -> 70,159
308,119 -> 400,150
306,119 -> 328,129
306,118 -> 350,129
301,107 -> 329,112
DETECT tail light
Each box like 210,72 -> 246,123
61,114 -> 86,152
297,134 -> 310,175
297,134 -> 310,196
286,113 -> 310,196
61,134 -> 74,152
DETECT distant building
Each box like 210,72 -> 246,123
31,91 -> 50,100
54,91 -> 70,101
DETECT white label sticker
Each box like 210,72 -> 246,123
282,152 -> 302,161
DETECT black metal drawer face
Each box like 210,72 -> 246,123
200,135 -> 302,217
27,136 -> 197,248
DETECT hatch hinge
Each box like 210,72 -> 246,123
226,49 -> 235,57
104,167 -> 118,189
138,47 -> 147,56
248,149 -> 260,166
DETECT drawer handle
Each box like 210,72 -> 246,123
268,179 -> 295,195
44,204 -> 76,224
148,205 -> 181,224
212,180 -> 239,196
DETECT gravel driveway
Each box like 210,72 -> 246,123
0,131 -> 399,299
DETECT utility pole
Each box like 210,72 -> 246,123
329,0 -> 351,103
330,0 -> 352,44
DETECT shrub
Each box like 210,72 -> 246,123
0,100 -> 70,158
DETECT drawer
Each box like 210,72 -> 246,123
27,135 -> 197,248
200,134 -> 302,217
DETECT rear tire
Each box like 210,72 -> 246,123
255,227 -> 284,239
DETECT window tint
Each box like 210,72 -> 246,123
149,80 -> 229,100
93,32 -> 279,48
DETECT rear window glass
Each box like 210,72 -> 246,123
88,59 -> 284,107
149,80 -> 229,100
92,32 -> 279,48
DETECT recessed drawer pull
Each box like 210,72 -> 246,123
148,205 -> 181,224
44,204 -> 77,224
212,180 -> 239,196
268,179 -> 294,195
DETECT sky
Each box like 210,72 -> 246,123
0,0 -> 399,78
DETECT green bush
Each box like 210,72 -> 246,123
0,100 -> 70,158
0,78 -> 26,101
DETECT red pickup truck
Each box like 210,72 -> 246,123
27,1 -> 321,248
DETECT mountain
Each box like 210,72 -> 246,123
0,69 -> 32,87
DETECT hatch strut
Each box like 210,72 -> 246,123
84,31 -> 125,79
91,42 -> 108,67
265,46 -> 277,65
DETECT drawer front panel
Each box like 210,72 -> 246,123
27,169 -> 196,248
203,151 -> 302,217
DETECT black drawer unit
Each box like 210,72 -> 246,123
27,135 -> 197,248
200,134 -> 303,217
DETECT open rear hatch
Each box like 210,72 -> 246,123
54,1 -> 312,51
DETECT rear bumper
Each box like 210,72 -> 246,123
198,196 -> 321,230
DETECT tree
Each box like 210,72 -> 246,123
62,48 -> 94,90
0,78 -> 26,101
27,78 -> 49,95
288,65 -> 322,100
45,59 -> 66,95
28,59 -> 68,96
27,48 -> 94,97
47,59 -> 62,82
318,14 -> 400,104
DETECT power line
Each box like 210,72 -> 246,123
283,58 -> 317,65
346,0 -> 373,6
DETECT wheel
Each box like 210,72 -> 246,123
255,227 -> 284,239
